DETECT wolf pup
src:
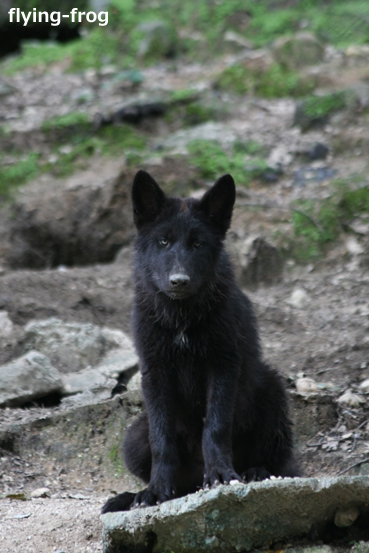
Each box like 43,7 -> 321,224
102,170 -> 300,513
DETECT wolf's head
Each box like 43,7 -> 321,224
132,170 -> 235,301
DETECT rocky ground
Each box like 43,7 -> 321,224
1,32 -> 369,553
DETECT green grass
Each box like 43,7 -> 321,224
187,139 -> 268,185
302,92 -> 347,119
2,28 -> 124,75
215,63 -> 316,98
0,153 -> 39,197
291,180 -> 369,260
0,123 -> 147,196
3,0 -> 369,77
44,124 -> 147,177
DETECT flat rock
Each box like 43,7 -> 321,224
236,236 -> 284,289
101,476 -> 369,553
0,351 -> 62,407
272,32 -> 325,70
62,347 -> 138,395
20,318 -> 136,374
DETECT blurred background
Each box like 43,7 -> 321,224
1,0 -> 369,270
1,3 -> 369,550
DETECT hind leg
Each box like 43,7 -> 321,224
123,412 -> 152,482
102,413 -> 152,513
233,367 -> 301,482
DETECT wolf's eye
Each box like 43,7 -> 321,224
159,238 -> 169,246
193,240 -> 201,248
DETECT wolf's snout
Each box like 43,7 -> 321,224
169,273 -> 190,288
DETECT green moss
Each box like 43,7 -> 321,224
0,153 -> 39,197
2,28 -> 123,75
216,63 -> 315,98
233,139 -> 264,156
255,64 -> 315,98
45,124 -> 147,177
303,92 -> 347,119
170,89 -> 199,103
42,112 -> 90,133
187,139 -> 269,186
216,65 -> 252,95
3,1 -> 369,77
291,180 -> 369,261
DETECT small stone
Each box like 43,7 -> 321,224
272,32 -> 325,70
229,480 -> 239,486
334,505 -> 360,528
237,237 -> 284,289
287,289 -> 309,308
337,389 -> 365,407
305,142 -> 329,161
345,237 -> 364,255
31,488 -> 51,499
0,311 -> 13,338
136,20 -> 177,60
344,45 -> 369,67
0,351 -> 62,407
359,378 -> 369,392
296,377 -> 318,394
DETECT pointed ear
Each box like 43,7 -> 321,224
198,174 -> 235,235
132,170 -> 166,228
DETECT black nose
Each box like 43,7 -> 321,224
169,273 -> 190,288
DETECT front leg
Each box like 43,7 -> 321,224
202,355 -> 242,488
135,363 -> 179,506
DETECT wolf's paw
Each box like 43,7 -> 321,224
131,486 -> 176,508
242,467 -> 271,483
101,491 -> 136,513
203,469 -> 242,489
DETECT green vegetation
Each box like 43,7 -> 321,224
0,154 -> 39,197
0,123 -> 147,196
108,444 -> 125,475
42,112 -> 90,131
256,64 -> 316,98
2,29 -> 122,75
188,139 -> 268,186
3,0 -> 369,76
302,92 -> 347,119
216,63 -> 315,98
291,180 -> 369,260
44,123 -> 147,177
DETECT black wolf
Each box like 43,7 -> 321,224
102,170 -> 300,513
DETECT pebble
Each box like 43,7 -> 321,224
287,288 -> 310,308
31,488 -> 51,498
229,480 -> 239,486
296,377 -> 318,394
359,378 -> 369,392
345,237 -> 364,256
337,389 -> 365,407
0,311 -> 13,338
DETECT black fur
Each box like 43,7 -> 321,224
102,170 -> 300,513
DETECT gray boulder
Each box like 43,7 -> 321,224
272,32 -> 325,71
19,318 -> 136,374
62,346 -> 139,395
136,20 -> 177,60
6,166 -> 134,269
101,476 -> 369,553
0,351 -> 62,407
235,236 -> 284,289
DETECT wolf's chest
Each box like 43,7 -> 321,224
174,330 -> 190,349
